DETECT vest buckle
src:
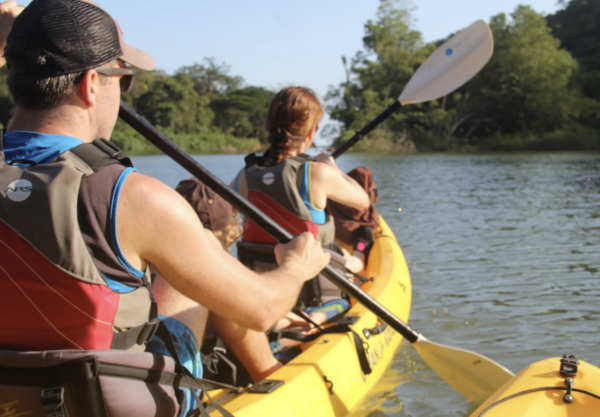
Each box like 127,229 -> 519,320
40,386 -> 65,411
137,317 -> 161,345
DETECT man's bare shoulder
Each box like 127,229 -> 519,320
116,171 -> 209,263
122,172 -> 185,206
118,172 -> 198,226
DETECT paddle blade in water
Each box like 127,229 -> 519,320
399,20 -> 493,105
413,335 -> 514,403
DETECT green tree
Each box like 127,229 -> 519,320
176,58 -> 243,98
464,7 -> 580,139
547,0 -> 600,128
359,0 -> 426,104
327,0 -> 432,149
547,0 -> 600,73
135,72 -> 214,134
210,86 -> 274,142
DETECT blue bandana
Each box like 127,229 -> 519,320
3,130 -> 84,166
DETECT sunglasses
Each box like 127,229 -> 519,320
95,67 -> 136,93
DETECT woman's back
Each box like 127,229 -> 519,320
234,86 -> 369,242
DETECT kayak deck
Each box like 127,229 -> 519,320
209,216 -> 412,416
470,357 -> 600,417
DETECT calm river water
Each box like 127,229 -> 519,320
132,151 -> 600,417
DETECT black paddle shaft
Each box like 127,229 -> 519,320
118,101 -> 420,343
330,100 -> 402,159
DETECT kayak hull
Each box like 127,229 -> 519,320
210,216 -> 412,416
470,357 -> 600,417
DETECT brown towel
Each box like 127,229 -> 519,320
327,167 -> 380,245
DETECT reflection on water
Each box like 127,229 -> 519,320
132,151 -> 600,417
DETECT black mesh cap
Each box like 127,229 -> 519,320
5,0 -> 155,77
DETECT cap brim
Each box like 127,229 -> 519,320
121,42 -> 155,71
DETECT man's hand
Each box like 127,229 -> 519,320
313,151 -> 336,167
274,232 -> 330,281
0,1 -> 24,67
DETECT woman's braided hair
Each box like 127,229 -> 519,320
266,87 -> 324,165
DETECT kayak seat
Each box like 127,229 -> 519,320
236,240 -> 278,272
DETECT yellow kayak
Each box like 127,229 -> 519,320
470,356 -> 600,416
210,216 -> 412,416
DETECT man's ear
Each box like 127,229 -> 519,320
77,69 -> 100,108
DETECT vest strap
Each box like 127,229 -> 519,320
110,317 -> 161,350
244,152 -> 261,168
269,324 -> 372,375
154,321 -> 236,417
0,356 -> 109,417
40,387 -> 70,417
70,138 -> 132,172
244,151 -> 312,169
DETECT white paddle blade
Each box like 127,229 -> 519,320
399,20 -> 493,105
413,335 -> 514,403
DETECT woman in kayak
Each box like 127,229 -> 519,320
233,86 -> 369,307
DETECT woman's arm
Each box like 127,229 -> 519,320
310,153 -> 370,210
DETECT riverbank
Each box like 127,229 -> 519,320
115,117 -> 599,156
332,125 -> 600,154
477,128 -> 600,152
111,119 -> 262,155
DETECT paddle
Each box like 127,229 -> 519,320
119,101 -> 513,403
331,20 -> 494,159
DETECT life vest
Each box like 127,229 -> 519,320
0,137 -> 155,352
241,152 -> 335,246
238,153 -> 341,307
0,137 -> 237,417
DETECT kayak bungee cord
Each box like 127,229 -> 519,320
478,384 -> 600,417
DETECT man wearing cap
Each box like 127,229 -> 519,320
0,0 -> 329,413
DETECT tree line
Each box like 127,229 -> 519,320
327,0 -> 600,152
0,59 -> 275,154
0,0 -> 597,154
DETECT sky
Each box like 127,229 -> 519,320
19,0 -> 564,144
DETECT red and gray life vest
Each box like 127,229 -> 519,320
0,138 -> 155,352
0,137 -> 236,417
237,153 -> 342,307
241,152 -> 335,246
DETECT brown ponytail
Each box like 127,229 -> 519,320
266,87 -> 324,165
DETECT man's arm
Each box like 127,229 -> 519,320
117,172 -> 329,332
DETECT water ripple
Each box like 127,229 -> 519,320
132,151 -> 600,417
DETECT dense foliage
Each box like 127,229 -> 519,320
113,59 -> 274,154
0,0 -> 597,153
547,0 -> 600,130
326,0 -> 600,152
0,58 -> 273,155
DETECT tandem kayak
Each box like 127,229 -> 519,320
470,356 -> 600,416
209,216 -> 412,416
